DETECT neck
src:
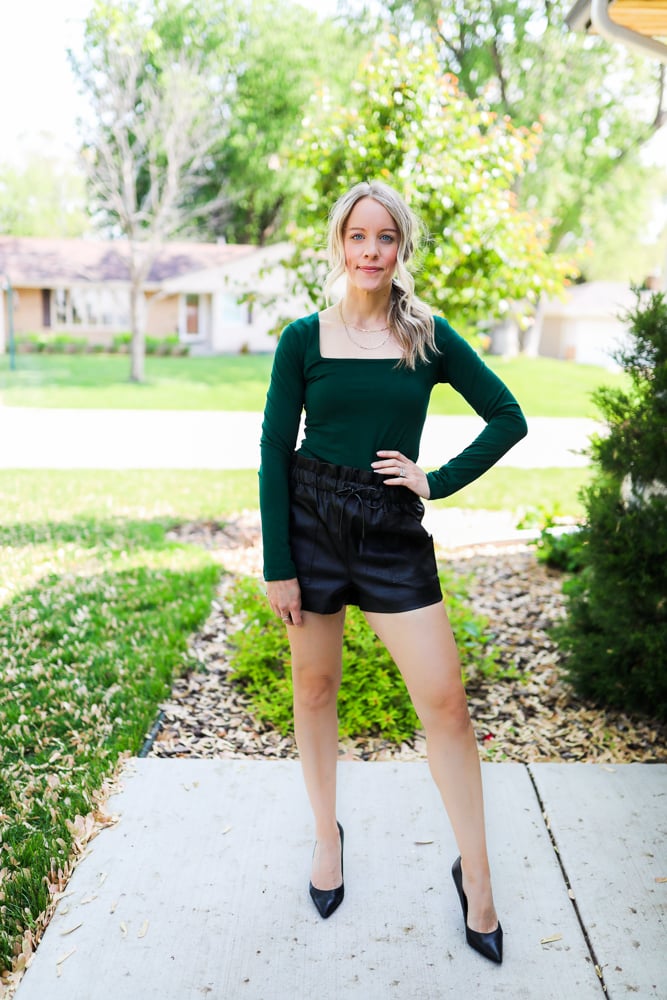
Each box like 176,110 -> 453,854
341,289 -> 391,327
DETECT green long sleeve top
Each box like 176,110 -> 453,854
259,312 -> 527,580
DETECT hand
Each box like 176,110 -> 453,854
265,578 -> 303,627
372,450 -> 431,498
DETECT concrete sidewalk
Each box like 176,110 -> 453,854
14,761 -> 666,1000
0,407 -> 598,469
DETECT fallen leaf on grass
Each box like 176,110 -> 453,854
59,923 -> 82,937
137,920 -> 149,939
540,933 -> 563,945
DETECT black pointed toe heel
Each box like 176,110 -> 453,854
451,856 -> 503,964
309,822 -> 344,919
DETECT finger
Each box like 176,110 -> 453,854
289,607 -> 303,627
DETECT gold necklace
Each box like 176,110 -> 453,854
339,304 -> 391,350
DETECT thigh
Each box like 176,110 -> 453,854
287,608 -> 347,684
363,602 -> 465,717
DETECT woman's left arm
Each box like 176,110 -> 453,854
425,323 -> 528,500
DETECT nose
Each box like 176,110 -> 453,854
363,239 -> 380,258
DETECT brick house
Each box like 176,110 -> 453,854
0,236 -> 308,354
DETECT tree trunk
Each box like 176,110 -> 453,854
129,280 -> 145,383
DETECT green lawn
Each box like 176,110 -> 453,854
0,352 -> 623,418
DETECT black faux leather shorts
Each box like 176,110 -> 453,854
289,453 -> 442,615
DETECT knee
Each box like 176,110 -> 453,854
292,669 -> 339,711
420,681 -> 471,733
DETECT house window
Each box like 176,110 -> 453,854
185,294 -> 200,336
220,292 -> 246,325
54,289 -> 68,325
51,286 -> 130,329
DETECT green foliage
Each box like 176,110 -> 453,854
198,0 -> 363,245
111,332 -> 132,351
0,152 -> 89,238
367,0 -> 665,276
556,292 -> 667,718
226,571 -> 501,744
0,498 -> 220,974
517,505 -> 588,573
287,39 -> 573,323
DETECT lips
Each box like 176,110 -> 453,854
359,266 -> 381,272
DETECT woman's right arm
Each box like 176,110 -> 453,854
259,321 -> 307,589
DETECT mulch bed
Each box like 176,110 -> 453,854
151,513 -> 666,764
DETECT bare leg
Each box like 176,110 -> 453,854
287,608 -> 346,890
364,601 -> 498,933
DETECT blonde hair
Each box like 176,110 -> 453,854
323,181 -> 436,369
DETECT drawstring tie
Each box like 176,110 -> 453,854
334,484 -> 383,546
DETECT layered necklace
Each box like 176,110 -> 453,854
339,303 -> 391,350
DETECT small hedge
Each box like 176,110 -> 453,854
226,570 -> 501,745
14,332 -> 188,355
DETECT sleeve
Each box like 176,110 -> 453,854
259,321 -> 307,580
425,320 -> 528,500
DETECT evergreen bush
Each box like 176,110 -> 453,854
556,292 -> 667,719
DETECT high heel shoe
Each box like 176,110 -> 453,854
309,822 -> 344,919
451,856 -> 503,964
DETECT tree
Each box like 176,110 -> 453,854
0,150 -> 89,238
556,292 -> 667,719
286,39 -> 573,330
72,0 -> 234,381
343,1 -> 665,277
195,0 -> 364,246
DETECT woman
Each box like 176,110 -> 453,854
259,181 -> 527,963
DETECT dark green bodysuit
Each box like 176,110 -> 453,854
259,312 -> 527,580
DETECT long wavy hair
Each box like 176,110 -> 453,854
323,181 -> 436,369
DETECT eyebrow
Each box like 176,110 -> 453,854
346,226 -> 399,233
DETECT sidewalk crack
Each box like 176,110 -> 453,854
525,763 -> 610,998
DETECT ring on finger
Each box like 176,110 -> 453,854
399,466 -> 407,478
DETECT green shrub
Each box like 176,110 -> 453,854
226,570 -> 501,744
51,333 -> 88,353
111,332 -> 132,352
534,526 -> 587,573
555,292 -> 667,719
16,332 -> 48,352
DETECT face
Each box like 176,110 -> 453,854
343,197 -> 399,294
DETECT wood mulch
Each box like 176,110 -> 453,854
150,513 -> 666,764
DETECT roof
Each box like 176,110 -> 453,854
0,236 -> 255,288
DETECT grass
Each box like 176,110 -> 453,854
0,462 -> 587,977
0,353 -> 623,418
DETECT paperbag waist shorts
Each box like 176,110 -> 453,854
289,452 -> 442,615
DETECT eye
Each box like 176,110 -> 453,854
350,233 -> 364,240
380,234 -> 395,243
